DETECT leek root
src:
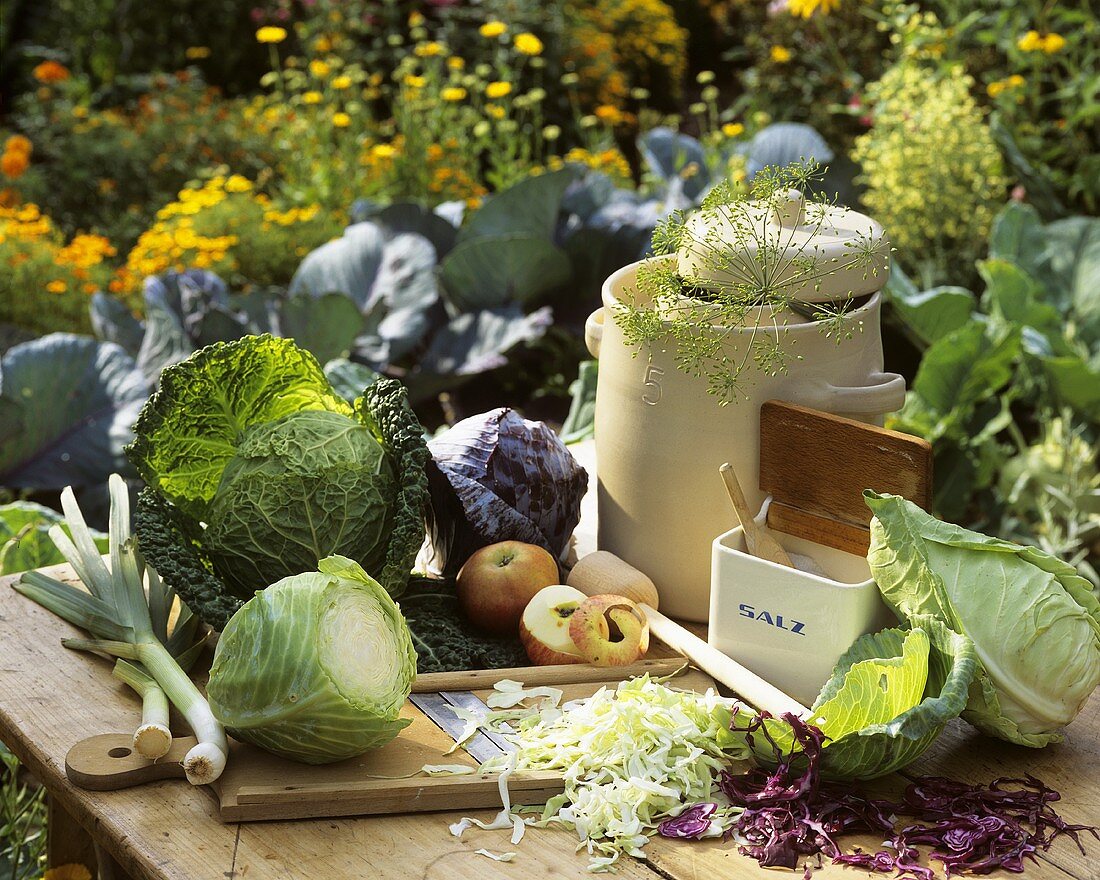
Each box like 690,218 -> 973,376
113,660 -> 171,759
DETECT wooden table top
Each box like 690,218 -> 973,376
1,442 -> 1098,880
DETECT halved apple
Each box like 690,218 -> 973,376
568,594 -> 650,667
519,584 -> 587,666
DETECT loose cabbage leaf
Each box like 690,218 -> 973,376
807,617 -> 974,779
866,491 -> 1100,746
127,334 -> 351,521
0,334 -> 149,492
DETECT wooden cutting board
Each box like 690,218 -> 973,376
66,669 -> 716,823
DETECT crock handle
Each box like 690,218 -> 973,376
585,308 -> 605,359
795,371 -> 907,415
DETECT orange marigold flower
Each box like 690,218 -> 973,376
1,151 -> 29,179
5,135 -> 32,156
46,280 -> 68,294
33,60 -> 70,83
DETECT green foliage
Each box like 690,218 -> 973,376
0,501 -> 108,575
866,491 -> 1100,746
207,556 -> 417,764
0,743 -> 45,880
8,72 -> 272,249
886,203 -> 1100,550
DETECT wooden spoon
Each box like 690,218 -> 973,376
719,462 -> 796,569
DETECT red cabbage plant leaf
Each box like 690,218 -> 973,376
426,408 -> 588,575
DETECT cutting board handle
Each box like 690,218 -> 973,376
66,733 -> 192,791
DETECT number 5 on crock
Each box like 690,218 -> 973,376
641,365 -> 664,406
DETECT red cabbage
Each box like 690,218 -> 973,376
658,803 -> 719,839
426,408 -> 588,575
704,711 -> 1098,878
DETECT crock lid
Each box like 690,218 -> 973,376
675,189 -> 891,303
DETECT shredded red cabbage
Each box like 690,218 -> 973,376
694,711 -> 1097,878
658,802 -> 719,839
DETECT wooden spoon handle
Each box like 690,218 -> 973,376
642,605 -> 810,719
66,733 -> 193,791
719,463 -> 795,569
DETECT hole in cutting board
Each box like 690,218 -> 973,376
108,747 -> 132,758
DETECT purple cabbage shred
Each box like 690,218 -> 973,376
658,802 -> 719,840
677,710 -> 1098,879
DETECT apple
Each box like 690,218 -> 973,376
519,584 -> 587,665
568,594 -> 650,667
456,540 -> 560,634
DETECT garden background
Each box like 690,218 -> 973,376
1,1 -> 1098,875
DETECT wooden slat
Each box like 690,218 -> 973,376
413,654 -> 683,692
764,503 -> 874,556
758,400 -> 933,544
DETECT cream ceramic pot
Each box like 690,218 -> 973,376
586,256 -> 905,621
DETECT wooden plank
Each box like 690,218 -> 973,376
759,400 -> 933,540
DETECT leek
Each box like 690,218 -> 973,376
14,475 -> 227,784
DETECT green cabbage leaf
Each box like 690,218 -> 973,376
865,491 -> 1100,746
763,616 -> 976,779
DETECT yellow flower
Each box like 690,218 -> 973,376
514,33 -> 543,56
313,35 -> 332,53
302,90 -> 323,104
987,80 -> 1006,98
408,11 -> 425,27
721,122 -> 745,138
770,45 -> 792,63
332,112 -> 351,128
448,56 -> 465,70
224,175 -> 252,193
479,21 -> 507,39
485,103 -> 506,119
485,81 -> 512,99
1040,32 -> 1066,52
372,143 -> 397,159
442,87 -> 467,102
787,0 -> 840,18
185,46 -> 211,60
32,60 -> 70,83
404,74 -> 427,89
309,59 -> 331,78
46,280 -> 67,293
331,74 -> 352,89
594,104 -> 623,124
42,864 -> 92,880
415,41 -> 445,57
255,26 -> 288,44
1007,74 -> 1025,87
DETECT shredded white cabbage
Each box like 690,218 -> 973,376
474,849 -> 517,862
457,675 -> 750,872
